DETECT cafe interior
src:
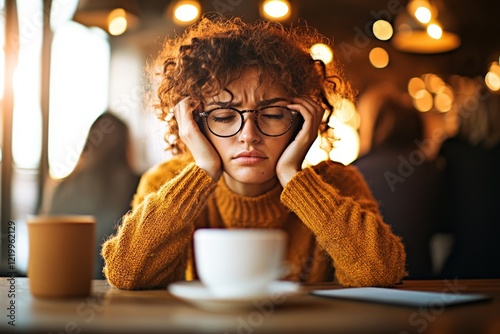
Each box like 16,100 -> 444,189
0,0 -> 499,332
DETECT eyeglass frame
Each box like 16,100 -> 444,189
198,106 -> 300,138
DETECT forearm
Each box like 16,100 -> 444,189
281,167 -> 406,287
102,164 -> 217,290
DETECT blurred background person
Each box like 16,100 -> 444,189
40,112 -> 141,278
353,83 -> 443,279
437,79 -> 500,279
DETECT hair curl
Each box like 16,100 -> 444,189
152,14 -> 353,155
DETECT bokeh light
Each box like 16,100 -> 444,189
107,8 -> 127,36
262,0 -> 290,20
372,20 -> 393,41
310,43 -> 333,64
369,47 -> 389,68
173,1 -> 201,24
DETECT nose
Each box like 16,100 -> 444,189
238,114 -> 261,144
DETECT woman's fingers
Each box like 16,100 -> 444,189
173,97 -> 223,180
276,98 -> 324,186
287,97 -> 323,144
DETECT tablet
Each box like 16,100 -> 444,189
310,287 -> 492,308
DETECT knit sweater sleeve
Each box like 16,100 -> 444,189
280,160 -> 407,287
101,162 -> 217,290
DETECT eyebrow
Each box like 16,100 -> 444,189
205,97 -> 290,108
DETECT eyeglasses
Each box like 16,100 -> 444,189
199,106 -> 299,138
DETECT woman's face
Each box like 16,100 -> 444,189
202,68 -> 296,196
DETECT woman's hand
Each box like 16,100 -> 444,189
276,97 -> 324,187
174,97 -> 223,181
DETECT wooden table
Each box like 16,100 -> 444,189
1,277 -> 499,334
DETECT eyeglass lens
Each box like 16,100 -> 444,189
205,106 -> 294,137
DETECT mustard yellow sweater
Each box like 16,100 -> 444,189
102,158 -> 406,290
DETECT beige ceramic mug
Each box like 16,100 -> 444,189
27,215 -> 96,298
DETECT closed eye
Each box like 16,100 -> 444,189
211,114 -> 237,123
208,108 -> 239,123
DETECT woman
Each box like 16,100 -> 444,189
102,16 -> 406,290
438,78 -> 500,278
353,84 -> 443,279
41,112 -> 140,278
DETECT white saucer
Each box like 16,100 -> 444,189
168,280 -> 302,312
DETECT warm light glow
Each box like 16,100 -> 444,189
372,20 -> 393,41
434,92 -> 452,112
415,7 -> 432,23
0,0 -> 5,98
485,61 -> 500,91
0,41 -> 4,100
408,77 -> 426,97
427,23 -> 443,39
392,29 -> 460,53
369,47 -> 389,68
328,121 -> 360,165
410,74 -> 455,113
331,99 -> 358,128
11,0 -> 44,168
50,0 -> 79,30
425,73 -> 445,93
310,43 -> 333,64
303,101 -> 360,167
49,22 -> 110,178
174,2 -> 200,23
304,137 -> 329,167
108,8 -> 128,36
407,0 -> 437,22
262,0 -> 290,20
492,61 -> 500,73
485,72 -> 500,91
413,90 -> 433,112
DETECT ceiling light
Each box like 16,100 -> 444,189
407,0 -> 437,22
261,0 -> 291,20
173,1 -> 201,24
108,8 -> 128,36
392,12 -> 461,54
427,23 -> 442,39
72,0 -> 140,35
414,7 -> 432,24
392,2 -> 460,54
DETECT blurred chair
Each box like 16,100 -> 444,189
353,83 -> 443,279
40,112 -> 141,279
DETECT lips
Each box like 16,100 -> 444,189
233,150 -> 267,163
234,151 -> 266,159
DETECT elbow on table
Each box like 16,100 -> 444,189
103,265 -> 144,290
336,253 -> 407,287
338,268 -> 406,288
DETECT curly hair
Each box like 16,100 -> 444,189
152,14 -> 352,155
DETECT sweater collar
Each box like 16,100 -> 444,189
215,178 -> 289,229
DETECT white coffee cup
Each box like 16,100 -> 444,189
194,228 -> 287,298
